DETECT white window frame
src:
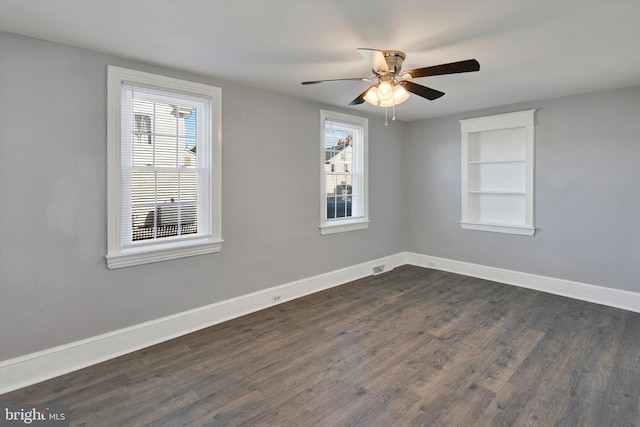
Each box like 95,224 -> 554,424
320,110 -> 369,235
106,66 -> 223,269
460,109 -> 536,236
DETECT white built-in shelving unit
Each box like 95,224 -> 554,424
460,110 -> 536,236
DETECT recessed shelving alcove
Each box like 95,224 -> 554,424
460,110 -> 536,236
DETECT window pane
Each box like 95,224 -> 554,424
325,128 -> 354,174
132,205 -> 156,241
326,171 -> 353,220
156,172 -> 178,206
181,171 -> 197,202
337,184 -> 352,197
181,203 -> 197,227
155,135 -> 178,167
132,137 -> 153,167
134,114 -> 152,145
335,174 -> 352,198
180,137 -> 197,167
327,196 -> 351,219
177,106 -> 194,134
325,175 -> 337,198
154,102 -> 178,135
337,195 -> 351,218
343,135 -> 353,173
184,109 -> 197,164
326,197 -> 337,219
131,171 -> 155,205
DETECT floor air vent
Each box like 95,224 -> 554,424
372,265 -> 385,275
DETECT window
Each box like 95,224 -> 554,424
106,66 -> 222,269
134,114 -> 152,144
320,110 -> 369,235
460,110 -> 536,235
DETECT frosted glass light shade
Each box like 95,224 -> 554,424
377,81 -> 393,101
379,84 -> 410,107
364,87 -> 379,105
363,82 -> 410,107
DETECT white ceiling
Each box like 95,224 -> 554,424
1,0 -> 639,121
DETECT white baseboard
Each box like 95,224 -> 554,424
405,252 -> 640,314
0,253 -> 405,395
2,251 -> 638,394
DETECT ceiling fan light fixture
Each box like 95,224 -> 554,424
364,87 -> 379,105
393,84 -> 410,104
379,83 -> 410,107
364,82 -> 410,107
377,81 -> 393,101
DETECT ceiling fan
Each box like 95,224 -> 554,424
302,48 -> 480,121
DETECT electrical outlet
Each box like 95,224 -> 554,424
272,295 -> 281,303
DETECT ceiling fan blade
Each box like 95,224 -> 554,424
358,48 -> 389,74
400,81 -> 445,101
401,59 -> 480,79
349,84 -> 376,105
301,76 -> 373,85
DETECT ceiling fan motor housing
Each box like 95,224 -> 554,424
382,50 -> 406,75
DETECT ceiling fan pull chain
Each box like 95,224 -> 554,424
384,106 -> 388,126
392,101 -> 396,121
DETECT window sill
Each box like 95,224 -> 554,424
320,219 -> 370,235
106,238 -> 224,269
460,221 -> 535,236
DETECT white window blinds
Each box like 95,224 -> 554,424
120,84 -> 212,247
324,119 -> 363,220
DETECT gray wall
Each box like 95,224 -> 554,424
406,86 -> 640,293
0,32 -> 407,360
2,31 -> 638,362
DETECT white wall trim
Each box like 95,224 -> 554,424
3,251 -> 638,394
0,253 -> 405,395
405,252 -> 640,314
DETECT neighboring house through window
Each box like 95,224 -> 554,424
320,110 -> 369,235
134,114 -> 152,144
106,66 -> 223,269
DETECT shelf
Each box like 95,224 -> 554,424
468,190 -> 526,195
460,109 -> 535,236
468,159 -> 525,164
460,221 -> 535,236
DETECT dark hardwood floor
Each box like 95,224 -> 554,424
2,266 -> 639,426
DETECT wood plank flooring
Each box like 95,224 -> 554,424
2,265 -> 639,426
